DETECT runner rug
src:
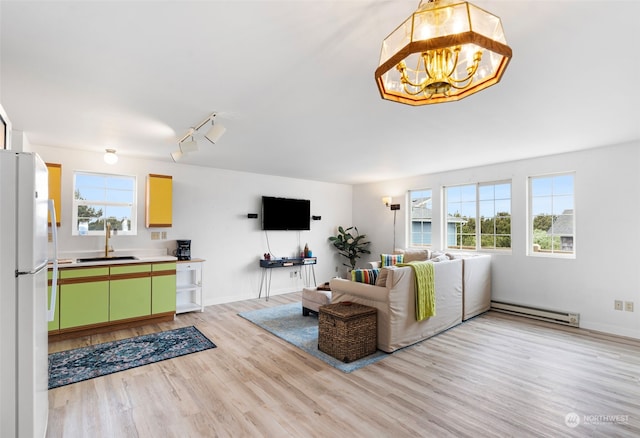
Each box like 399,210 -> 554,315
48,326 -> 216,389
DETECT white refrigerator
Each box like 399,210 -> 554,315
0,150 -> 52,438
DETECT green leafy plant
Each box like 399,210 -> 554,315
328,226 -> 371,270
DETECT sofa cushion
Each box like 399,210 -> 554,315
381,254 -> 404,267
351,268 -> 380,285
394,248 -> 430,263
375,267 -> 391,287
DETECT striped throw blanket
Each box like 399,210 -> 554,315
398,261 -> 435,321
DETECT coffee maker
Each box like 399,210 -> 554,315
176,239 -> 191,260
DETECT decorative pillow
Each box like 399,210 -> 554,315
375,267 -> 390,287
431,254 -> 448,262
397,249 -> 429,263
381,254 -> 404,267
351,268 -> 380,285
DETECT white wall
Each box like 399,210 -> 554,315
353,142 -> 640,339
29,145 -> 352,305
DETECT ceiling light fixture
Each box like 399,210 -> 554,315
375,0 -> 512,106
180,134 -> 198,153
104,148 -> 118,164
205,119 -> 226,145
170,113 -> 226,161
170,149 -> 184,162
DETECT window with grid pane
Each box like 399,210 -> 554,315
445,181 -> 511,251
409,189 -> 433,246
529,173 -> 574,256
72,171 -> 137,236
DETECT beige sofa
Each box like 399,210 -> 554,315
330,258 -> 463,353
329,249 -> 491,353
448,252 -> 492,320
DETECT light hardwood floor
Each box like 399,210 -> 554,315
47,292 -> 640,437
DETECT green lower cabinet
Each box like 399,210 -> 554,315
152,274 -> 177,314
59,281 -> 110,329
110,264 -> 152,321
110,277 -> 152,321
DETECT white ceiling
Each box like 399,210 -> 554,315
2,1 -> 639,185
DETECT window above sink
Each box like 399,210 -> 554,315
72,171 -> 137,236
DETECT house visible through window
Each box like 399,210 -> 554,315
529,173 -> 574,256
72,171 -> 137,236
445,181 -> 511,251
410,189 -> 432,247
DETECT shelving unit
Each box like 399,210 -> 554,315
259,257 -> 317,301
176,259 -> 205,314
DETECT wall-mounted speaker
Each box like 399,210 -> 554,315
247,213 -> 258,219
312,215 -> 321,220
390,204 -> 400,211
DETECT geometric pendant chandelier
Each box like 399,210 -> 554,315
375,0 -> 512,106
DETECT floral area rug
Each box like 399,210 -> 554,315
238,302 -> 389,373
48,326 -> 216,389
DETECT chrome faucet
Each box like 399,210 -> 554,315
105,223 -> 114,257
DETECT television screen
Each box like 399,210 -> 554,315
262,196 -> 310,230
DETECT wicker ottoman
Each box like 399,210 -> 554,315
318,302 -> 377,363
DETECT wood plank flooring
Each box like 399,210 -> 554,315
47,292 -> 640,437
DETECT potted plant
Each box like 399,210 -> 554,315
328,226 -> 371,271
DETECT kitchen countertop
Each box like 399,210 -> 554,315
49,255 -> 178,268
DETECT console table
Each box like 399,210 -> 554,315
259,257 -> 317,301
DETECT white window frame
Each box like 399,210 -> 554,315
444,180 -> 512,252
528,172 -> 575,258
409,188 -> 433,248
72,171 -> 137,236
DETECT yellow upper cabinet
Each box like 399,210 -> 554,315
146,174 -> 172,228
46,163 -> 61,226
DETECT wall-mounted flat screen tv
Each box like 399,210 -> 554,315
262,196 -> 310,230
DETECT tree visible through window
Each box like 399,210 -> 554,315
72,171 -> 137,236
446,181 -> 511,251
529,173 -> 574,256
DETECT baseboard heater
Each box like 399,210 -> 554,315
491,301 -> 580,327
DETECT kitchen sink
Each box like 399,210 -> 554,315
76,256 -> 138,263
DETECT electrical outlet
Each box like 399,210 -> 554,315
161,231 -> 167,240
151,232 -> 160,240
614,300 -> 623,311
624,301 -> 634,312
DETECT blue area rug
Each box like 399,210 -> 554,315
48,326 -> 216,389
238,302 -> 389,373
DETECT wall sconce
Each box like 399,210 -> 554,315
104,148 -> 118,165
170,112 -> 226,161
382,196 -> 392,207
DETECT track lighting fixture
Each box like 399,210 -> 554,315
180,134 -> 198,152
170,149 -> 184,162
205,119 -> 226,145
170,112 -> 226,161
